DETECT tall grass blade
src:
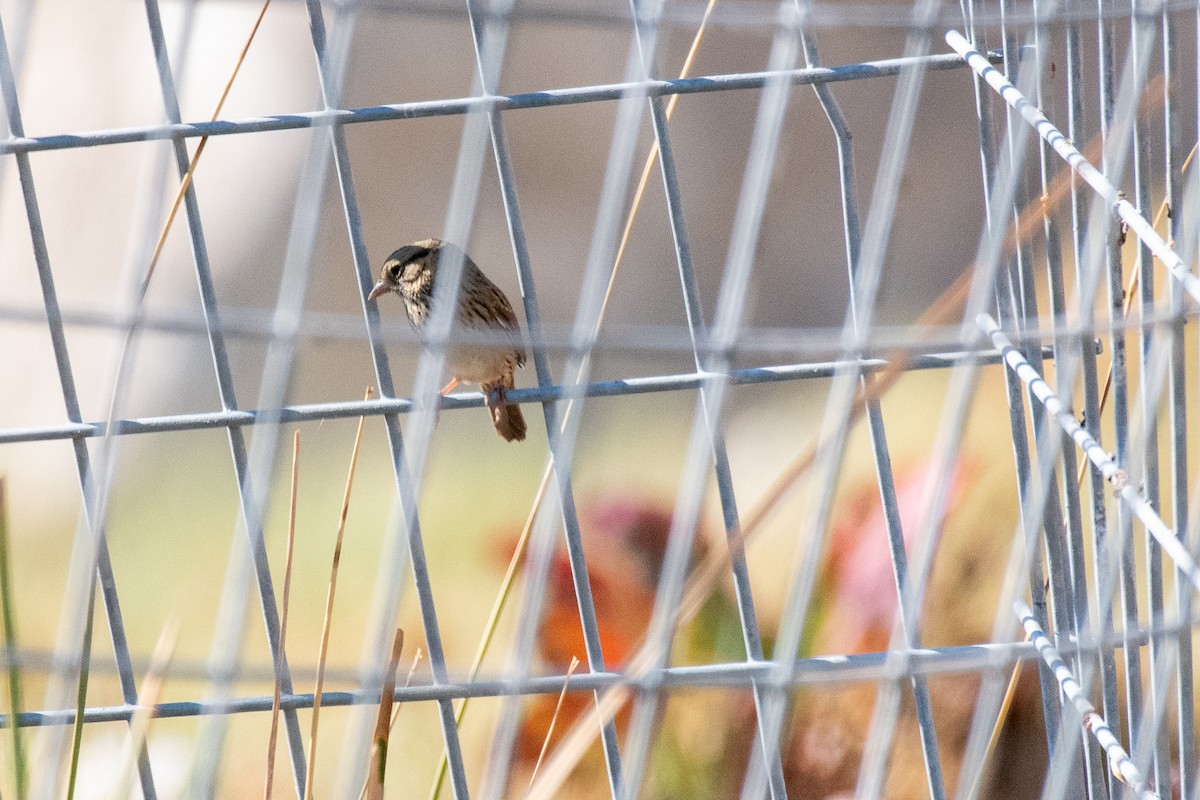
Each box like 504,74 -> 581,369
265,431 -> 301,800
305,388 -> 372,799
111,621 -> 178,800
0,479 -> 26,799
362,629 -> 404,800
527,656 -> 579,792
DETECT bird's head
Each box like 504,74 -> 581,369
368,238 -> 442,302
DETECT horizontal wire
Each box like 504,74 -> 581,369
0,291 -> 1173,359
0,345 -> 1057,445
5,616 -> 1192,730
0,613 -> 1185,689
293,0 -> 1200,33
0,50 -> 1000,156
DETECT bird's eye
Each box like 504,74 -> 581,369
386,262 -> 403,281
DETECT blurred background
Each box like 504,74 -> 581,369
0,0 -> 1196,796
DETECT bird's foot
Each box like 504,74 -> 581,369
485,385 -> 507,408
430,376 -> 463,427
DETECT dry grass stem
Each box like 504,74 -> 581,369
427,469 -> 552,799
1182,140 -> 1198,173
362,629 -> 405,800
527,656 -> 580,792
65,588 -> 96,800
111,621 -> 179,800
524,684 -> 632,800
602,0 -> 719,318
1076,196 -> 1172,489
264,431 -> 300,800
362,645 -> 420,799
967,635 -> 1028,800
305,388 -> 373,800
141,0 -> 273,295
389,648 -> 424,733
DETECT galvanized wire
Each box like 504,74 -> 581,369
1,0 -> 1199,797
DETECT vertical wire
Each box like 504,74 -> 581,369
1077,85 -> 1200,793
185,0 -> 372,793
465,0 -> 628,791
948,141 -> 1112,796
947,22 -> 1054,793
20,0 -> 203,791
823,1 -> 1009,794
948,8 -> 1169,794
998,6 -> 1092,794
966,6 -> 1065,760
1115,5 -> 1200,786
740,1 -> 953,797
852,17 -> 999,788
799,22 -> 948,800
1064,5 -> 1124,794
464,0 -> 627,790
0,11 -> 157,798
1029,0 -> 1108,792
1193,9 -> 1200,799
149,0 -> 323,789
68,2 -> 208,793
633,10 -> 789,798
956,3 -> 1069,770
477,1 -> 670,795
621,5 -> 803,797
1097,0 -> 1147,759
1000,0 -> 1083,740
1161,3 -> 1195,795
1033,11 -> 1147,784
140,0 -> 315,791
1160,72 -> 1200,800
1130,0 -> 1171,789
869,22 -> 1065,800
300,0 -> 509,793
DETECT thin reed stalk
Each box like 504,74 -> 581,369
362,630 -> 404,800
304,388 -> 372,800
265,431 -> 301,800
0,480 -> 25,799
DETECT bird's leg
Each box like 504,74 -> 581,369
426,377 -> 460,427
484,383 -> 506,408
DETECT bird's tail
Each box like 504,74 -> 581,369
484,379 -> 527,442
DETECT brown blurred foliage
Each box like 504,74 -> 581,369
503,464 -> 1049,798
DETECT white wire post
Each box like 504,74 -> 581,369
1015,601 -> 1159,800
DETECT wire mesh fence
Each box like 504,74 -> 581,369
0,0 -> 1198,796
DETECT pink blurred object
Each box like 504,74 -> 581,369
822,459 -> 968,653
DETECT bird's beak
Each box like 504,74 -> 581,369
368,281 -> 389,301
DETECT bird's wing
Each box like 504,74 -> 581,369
464,282 -> 521,332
